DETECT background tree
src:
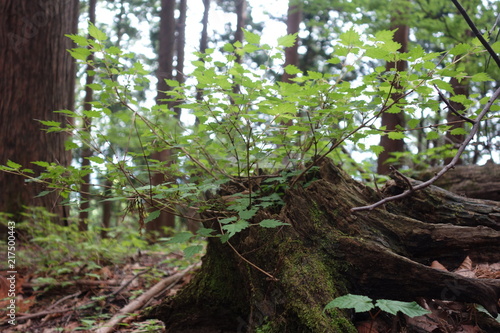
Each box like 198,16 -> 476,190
0,0 -> 79,223
79,0 -> 98,231
377,3 -> 409,174
147,0 -> 182,237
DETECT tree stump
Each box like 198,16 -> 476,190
145,158 -> 500,332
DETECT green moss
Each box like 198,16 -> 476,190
273,237 -> 356,332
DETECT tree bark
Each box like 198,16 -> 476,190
444,75 -> 468,164
148,0 -> 177,237
377,7 -> 409,175
145,158 -> 500,332
0,0 -> 79,223
78,0 -> 97,231
282,0 -> 301,84
414,162 -> 500,201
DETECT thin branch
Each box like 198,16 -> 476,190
352,85 -> 500,212
227,240 -> 278,281
433,84 -> 476,124
450,0 -> 500,69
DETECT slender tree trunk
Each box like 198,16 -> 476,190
174,0 -> 187,118
148,0 -> 177,237
377,10 -> 409,175
100,179 -> 113,238
194,0 -> 211,127
282,0 -> 301,84
444,76 -> 468,164
0,0 -> 79,224
79,0 -> 97,231
234,0 -> 248,60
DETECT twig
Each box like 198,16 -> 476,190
450,0 -> 500,70
352,85 -> 500,212
46,291 -> 82,311
15,308 -> 72,322
22,279 -> 121,289
94,264 -> 199,333
226,240 -> 278,281
108,268 -> 152,299
433,84 -> 475,124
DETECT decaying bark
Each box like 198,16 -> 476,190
145,158 -> 500,332
414,162 -> 500,201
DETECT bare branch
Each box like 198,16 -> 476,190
450,0 -> 500,69
433,84 -> 475,124
352,86 -> 500,212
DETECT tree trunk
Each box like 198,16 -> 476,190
282,0 -> 301,84
148,0 -> 177,237
0,0 -> 79,223
377,8 -> 409,175
444,75 -> 468,165
78,0 -> 97,231
145,158 -> 500,332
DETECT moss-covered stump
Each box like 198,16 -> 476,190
145,158 -> 500,332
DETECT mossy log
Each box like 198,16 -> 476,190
145,158 -> 500,332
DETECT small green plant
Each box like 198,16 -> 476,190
324,293 -> 430,331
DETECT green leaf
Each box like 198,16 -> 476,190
238,208 -> 258,220
39,120 -> 61,128
165,79 -> 179,87
243,29 -> 260,44
476,305 -> 500,322
219,216 -> 237,225
307,71 -> 323,80
31,161 -> 50,167
370,145 -> 385,156
277,33 -> 297,47
450,127 -> 467,135
183,245 -> 204,258
259,219 -> 290,228
35,191 -> 51,198
7,160 -> 22,169
86,83 -> 103,90
426,131 -> 440,140
167,231 -> 193,244
471,73 -> 492,82
324,294 -> 374,313
222,220 -> 250,238
196,228 -> 215,237
340,28 -> 362,47
387,131 -> 405,140
284,64 -> 301,75
65,140 -> 79,150
144,210 -> 161,223
407,118 -> 420,129
88,22 -> 107,41
432,79 -> 453,93
375,299 -> 430,317
68,48 -> 91,61
386,105 -> 401,114
87,156 -> 105,164
449,43 -> 470,55
65,34 -> 89,46
82,110 -> 101,118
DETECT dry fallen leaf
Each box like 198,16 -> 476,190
431,260 -> 448,271
457,256 -> 472,271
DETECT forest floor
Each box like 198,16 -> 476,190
0,236 -> 203,333
1,238 -> 499,332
